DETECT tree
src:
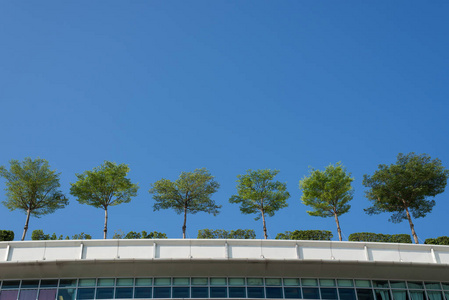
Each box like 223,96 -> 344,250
0,158 -> 68,240
299,162 -> 353,241
229,169 -> 289,239
197,229 -> 256,239
363,153 -> 449,244
70,161 -> 138,239
275,230 -> 333,241
149,168 -> 220,239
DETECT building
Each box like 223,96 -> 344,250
0,239 -> 448,300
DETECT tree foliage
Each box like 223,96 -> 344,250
348,232 -> 412,243
0,230 -> 14,241
424,236 -> 449,245
275,230 -> 333,241
150,168 -> 220,239
299,162 -> 353,241
230,169 -> 289,239
31,229 -> 91,240
70,161 -> 138,239
197,229 -> 256,239
363,153 -> 449,244
124,231 -> 167,239
0,158 -> 68,240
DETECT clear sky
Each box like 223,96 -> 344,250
0,1 -> 448,242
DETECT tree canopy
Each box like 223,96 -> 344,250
149,168 -> 220,238
229,169 -> 289,239
363,153 -> 449,244
299,162 -> 353,241
0,158 -> 68,240
70,161 -> 138,239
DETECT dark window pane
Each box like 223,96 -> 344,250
425,283 -> 441,290
19,290 -> 38,300
408,283 -> 424,290
57,289 -> 76,300
392,290 -> 409,300
373,282 -> 389,289
191,287 -> 208,298
375,289 -> 392,300
96,288 -> 114,300
339,288 -> 356,300
77,289 -> 95,300
38,289 -> 56,300
303,288 -> 320,299
284,288 -> 302,299
266,287 -> 283,299
409,291 -> 425,300
21,281 -> 39,289
153,287 -> 171,298
321,288 -> 338,300
116,288 -> 133,299
210,287 -> 227,298
59,280 -> 77,288
2,281 -> 20,289
134,287 -> 152,299
390,282 -> 406,289
426,291 -> 443,300
229,287 -> 246,298
0,290 -> 19,300
357,289 -> 375,300
40,281 -> 58,288
248,287 -> 265,298
172,287 -> 189,298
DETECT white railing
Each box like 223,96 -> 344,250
0,239 -> 448,265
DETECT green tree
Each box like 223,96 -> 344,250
149,168 -> 220,239
363,153 -> 449,244
70,161 -> 139,239
299,162 -> 353,241
229,169 -> 290,239
0,158 -> 68,240
197,229 -> 256,239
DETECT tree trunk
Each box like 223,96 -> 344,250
21,209 -> 31,241
103,207 -> 108,239
404,206 -> 419,244
182,206 -> 187,239
333,212 -> 342,241
261,210 -> 268,239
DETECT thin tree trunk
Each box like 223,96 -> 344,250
334,212 -> 342,241
104,207 -> 108,239
182,206 -> 187,239
261,210 -> 268,239
22,209 -> 31,241
404,206 -> 419,244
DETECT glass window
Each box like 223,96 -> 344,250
407,282 -> 424,290
375,289 -> 392,300
302,288 -> 319,299
390,282 -> 407,289
284,287 -> 301,299
210,278 -> 227,286
228,287 -> 246,298
97,279 -> 114,287
409,290 -> 425,300
172,287 -> 189,298
248,278 -> 264,286
357,289 -> 375,300
284,279 -> 300,286
442,283 -> 449,291
191,278 -> 208,286
38,289 -> 57,300
356,280 -> 372,288
427,291 -> 443,300
96,288 -> 114,299
266,287 -> 283,298
134,287 -> 152,299
117,278 -> 134,287
444,292 -> 449,300
2,281 -> 20,289
19,289 -> 38,300
59,280 -> 77,288
302,279 -> 318,287
78,279 -> 96,287
154,278 -> 171,286
173,278 -> 189,286
21,280 -> 39,289
229,278 -> 245,286
247,287 -> 265,298
392,290 -> 409,300
76,288 -> 95,300
57,289 -> 76,300
135,278 -> 152,286
266,278 -> 282,286
0,290 -> 19,300
40,280 -> 58,288
373,281 -> 389,289
339,288 -> 356,300
338,280 -> 354,287
320,279 -> 336,287
320,288 -> 338,299
115,287 -> 133,298
153,287 -> 171,298
210,287 -> 227,298
425,283 -> 441,290
191,287 -> 208,298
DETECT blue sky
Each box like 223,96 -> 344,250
0,1 -> 448,241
